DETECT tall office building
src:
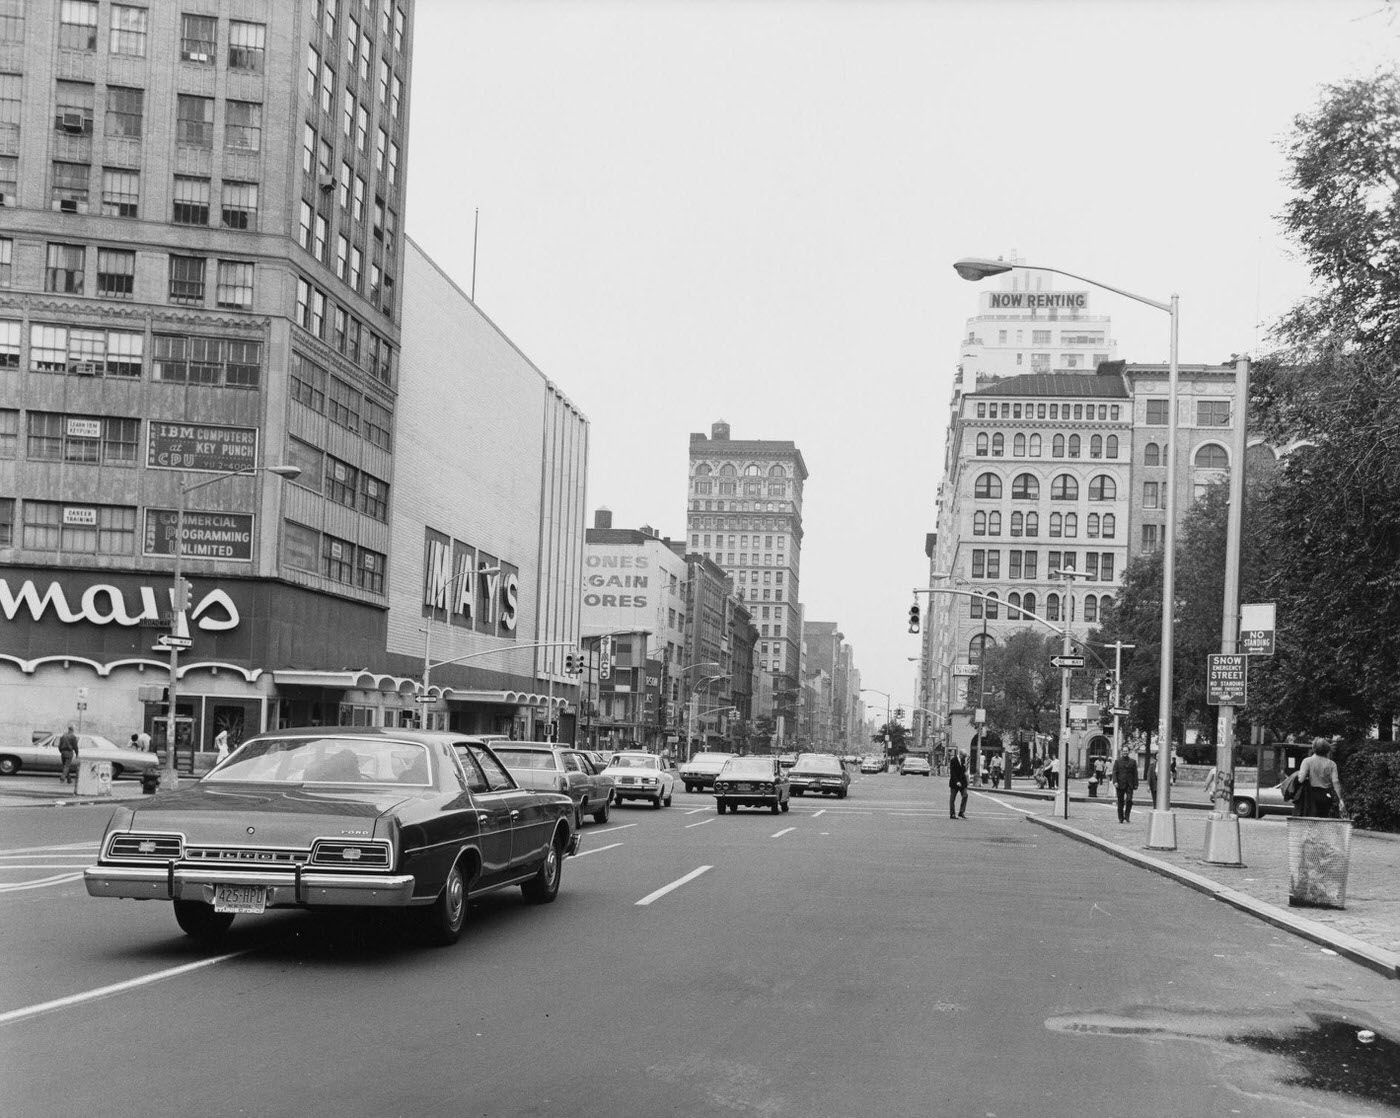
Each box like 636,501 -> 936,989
686,420 -> 806,728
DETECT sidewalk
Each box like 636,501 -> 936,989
982,785 -> 1400,980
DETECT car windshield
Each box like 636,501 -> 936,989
719,758 -> 775,778
206,736 -> 433,786
609,754 -> 658,770
494,749 -> 557,770
795,756 -> 842,773
689,753 -> 730,765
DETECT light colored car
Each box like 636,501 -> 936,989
491,742 -> 615,826
1,732 -> 160,779
679,751 -> 733,792
603,751 -> 675,808
860,755 -> 885,774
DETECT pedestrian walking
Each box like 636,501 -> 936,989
136,728 -> 152,752
949,750 -> 969,819
214,728 -> 230,763
1047,754 -> 1060,790
1112,750 -> 1139,823
1147,754 -> 1159,805
58,725 -> 79,785
1294,737 -> 1346,818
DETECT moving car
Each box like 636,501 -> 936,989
900,755 -> 933,777
492,742 -> 615,825
84,728 -> 579,946
777,752 -> 799,770
713,755 -> 790,814
1,732 -> 160,779
602,751 -> 675,808
860,755 -> 885,774
788,753 -> 851,798
679,751 -> 732,792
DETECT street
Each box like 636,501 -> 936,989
3,773 -> 1398,1118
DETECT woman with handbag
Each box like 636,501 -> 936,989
1293,737 -> 1346,818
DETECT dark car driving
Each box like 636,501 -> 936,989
787,752 -> 851,798
714,755 -> 790,814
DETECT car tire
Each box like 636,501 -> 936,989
838,790 -> 847,799
716,800 -> 726,814
663,790 -> 673,807
592,794 -> 611,824
1232,797 -> 1256,819
0,756 -> 19,776
420,860 -> 468,945
109,763 -> 124,779
522,835 -> 563,905
652,794 -> 663,809
173,899 -> 236,944
685,783 -> 695,793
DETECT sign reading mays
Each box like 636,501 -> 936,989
987,291 -> 1088,311
147,422 -> 258,472
423,528 -> 520,637
143,510 -> 254,561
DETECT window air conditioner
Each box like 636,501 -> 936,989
0,193 -> 11,207
60,111 -> 86,133
186,52 -> 211,63
71,361 -> 98,376
58,198 -> 78,213
317,175 -> 335,191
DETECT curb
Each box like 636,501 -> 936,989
995,786 -> 1217,811
1025,814 -> 1400,981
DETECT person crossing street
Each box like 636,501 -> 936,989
949,749 -> 969,819
1112,750 -> 1139,824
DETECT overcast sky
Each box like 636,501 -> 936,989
404,0 -> 1395,710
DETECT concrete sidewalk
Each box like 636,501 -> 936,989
977,787 -> 1400,980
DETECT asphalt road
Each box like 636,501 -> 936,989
3,773 -> 1398,1117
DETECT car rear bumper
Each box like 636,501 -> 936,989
83,864 -> 417,907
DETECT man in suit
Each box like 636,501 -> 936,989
949,750 -> 969,819
1112,750 -> 1139,823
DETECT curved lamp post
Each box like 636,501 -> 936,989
954,256 -> 1181,850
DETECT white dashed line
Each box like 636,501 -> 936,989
811,810 -> 826,818
771,827 -> 795,838
589,823 -> 639,837
685,817 -> 714,829
570,843 -> 622,859
636,865 -> 712,906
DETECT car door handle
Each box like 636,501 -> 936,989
509,810 -> 521,819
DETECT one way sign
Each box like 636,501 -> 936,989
1050,654 -> 1085,669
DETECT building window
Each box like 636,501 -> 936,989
326,456 -> 358,508
1101,554 -> 1115,581
1087,513 -> 1100,539
1025,511 -> 1039,537
228,21 -> 266,72
1023,552 -> 1038,579
51,161 -> 90,210
225,101 -> 262,152
1052,434 -> 1064,457
971,549 -> 985,578
1195,443 -> 1229,469
360,474 -> 388,521
1088,475 -> 1116,501
323,534 -> 355,584
59,0 -> 98,50
96,248 -> 135,298
1013,433 -> 1026,456
973,511 -> 986,536
358,547 -> 385,594
290,352 -> 327,412
0,73 -> 17,135
0,239 -> 11,288
1009,550 -> 1022,579
1198,400 -> 1230,426
1090,434 -> 1102,458
1067,434 -> 1081,458
1143,482 -> 1160,509
45,243 -> 85,293
1049,512 -> 1062,538
991,433 -> 1004,456
1050,475 -> 1078,501
987,511 -> 1001,536
1142,524 -> 1160,551
1106,435 -> 1119,458
176,95 -> 213,147
1144,442 -> 1160,466
104,85 -> 143,137
1011,473 -> 1038,500
100,168 -> 139,218
180,13 -> 217,62
168,256 -> 206,303
109,5 -> 147,55
328,377 -> 360,433
27,413 -> 137,465
974,472 -> 1002,499
1145,399 -> 1169,425
23,501 -> 136,554
215,261 -> 254,310
363,397 -> 392,451
1010,511 -> 1023,537
221,181 -> 258,230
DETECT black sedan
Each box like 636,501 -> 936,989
714,755 -> 790,814
84,728 -> 579,947
788,753 -> 851,798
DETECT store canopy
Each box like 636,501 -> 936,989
270,672 -> 566,709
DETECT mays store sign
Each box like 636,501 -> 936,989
422,529 -> 520,636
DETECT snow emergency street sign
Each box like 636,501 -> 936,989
1207,654 -> 1248,706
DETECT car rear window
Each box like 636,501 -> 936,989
494,749 -> 557,770
609,754 -> 658,770
206,736 -> 432,785
720,758 -> 775,778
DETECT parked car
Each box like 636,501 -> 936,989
602,751 -> 675,808
1,732 -> 160,779
777,752 -> 800,770
788,753 -> 851,798
860,755 -> 886,774
492,742 -> 615,825
679,751 -> 733,792
713,755 -> 790,814
900,755 -> 933,777
84,728 -> 579,945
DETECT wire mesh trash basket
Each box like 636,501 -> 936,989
1286,817 -> 1353,909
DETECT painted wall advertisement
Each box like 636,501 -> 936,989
143,510 -> 254,561
422,528 -> 520,637
146,422 -> 258,472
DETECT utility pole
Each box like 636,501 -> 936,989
1105,640 -> 1135,759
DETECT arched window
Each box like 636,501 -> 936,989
1008,592 -> 1022,618
1089,475 -> 1116,501
1084,596 -> 1098,623
1090,434 -> 1103,458
974,473 -> 1002,499
1107,435 -> 1119,458
745,464 -> 761,476
1053,434 -> 1065,457
1013,433 -> 1026,456
988,511 -> 1002,535
1068,435 -> 1081,458
1011,473 -> 1039,499
973,511 -> 986,536
1029,434 -> 1042,456
719,463 -> 736,477
1144,442 -> 1160,467
1051,474 -> 1078,500
1046,593 -> 1061,622
1022,591 -> 1036,618
984,591 -> 999,620
1064,512 -> 1078,536
1102,513 -> 1116,538
1025,512 -> 1039,536
991,433 -> 1005,456
1195,443 -> 1229,469
1050,512 -> 1062,537
1087,513 -> 1100,538
970,632 -> 993,663
1010,511 -> 1023,537
769,465 -> 786,477
976,432 -> 989,456
695,464 -> 712,476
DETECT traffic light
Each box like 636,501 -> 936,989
908,602 -> 921,634
172,577 -> 193,612
563,652 -> 580,675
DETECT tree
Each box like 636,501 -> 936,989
874,720 -> 910,758
982,629 -> 1062,743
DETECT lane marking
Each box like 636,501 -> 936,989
0,872 -> 84,893
684,818 -> 714,829
0,947 -> 258,1028
571,842 -> 622,859
636,865 -> 711,906
771,827 -> 795,838
811,810 -> 826,818
589,823 -> 638,837
0,841 -> 98,857
0,863 -> 93,871
684,808 -> 708,815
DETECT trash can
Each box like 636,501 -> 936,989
1286,817 -> 1353,909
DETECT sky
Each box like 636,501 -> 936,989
404,0 -> 1396,709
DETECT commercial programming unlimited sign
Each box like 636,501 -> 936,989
146,422 -> 259,472
143,510 -> 254,561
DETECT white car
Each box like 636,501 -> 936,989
1,733 -> 160,779
603,751 -> 675,809
679,751 -> 732,792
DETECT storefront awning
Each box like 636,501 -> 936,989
442,688 -> 568,709
271,669 -> 419,694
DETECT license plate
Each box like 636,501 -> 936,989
213,884 -> 268,914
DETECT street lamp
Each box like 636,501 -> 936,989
163,462 -> 301,789
1049,569 -> 1091,819
687,673 -> 730,759
420,563 -> 500,710
955,256 -> 1181,849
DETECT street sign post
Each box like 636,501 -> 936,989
1109,707 -> 1130,718
1207,653 -> 1248,706
1050,655 -> 1085,669
153,635 -> 193,651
